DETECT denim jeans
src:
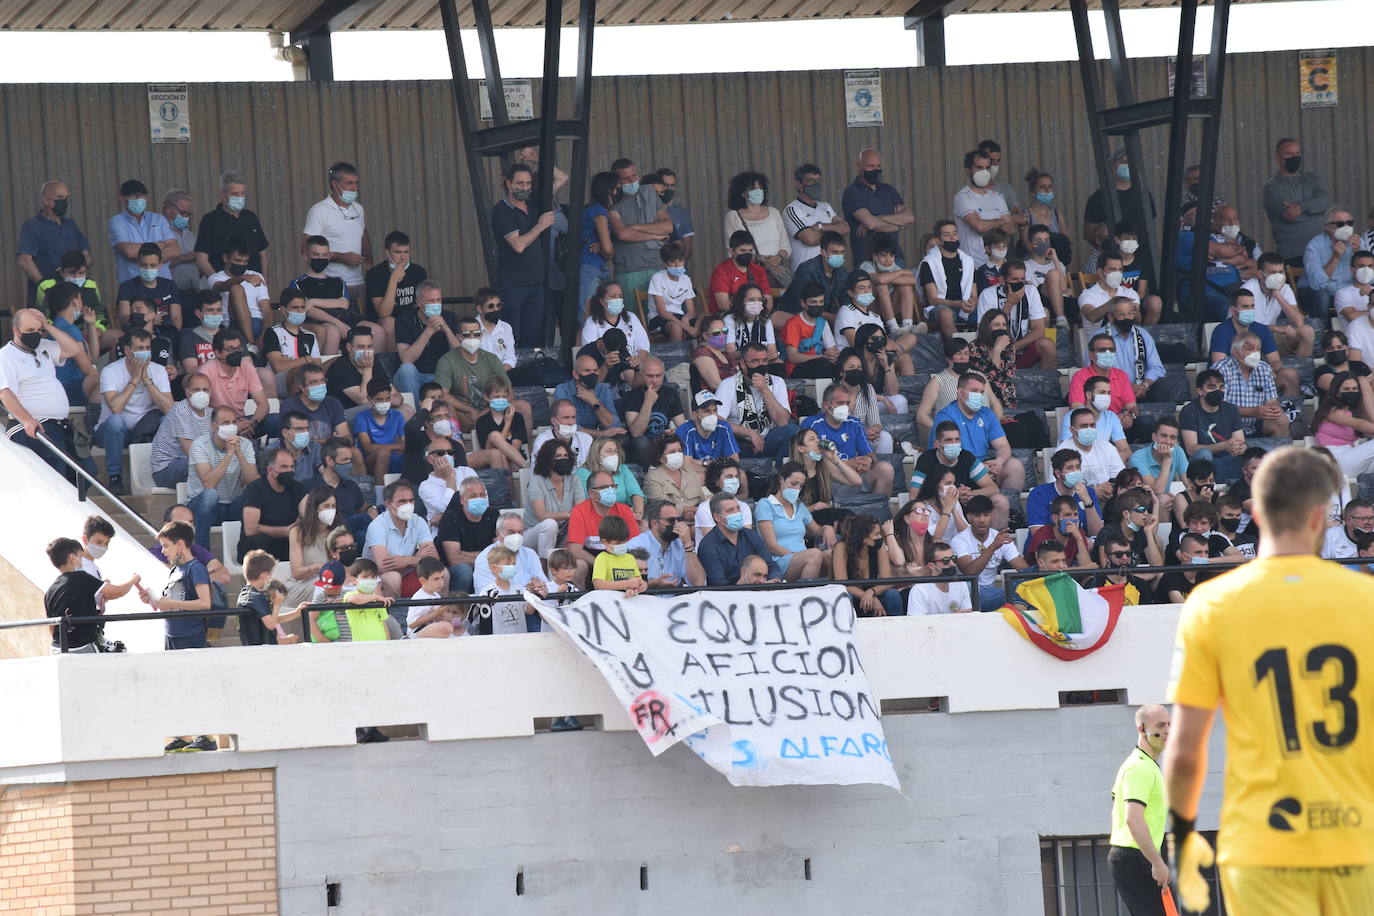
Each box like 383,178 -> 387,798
1190,448 -> 1241,485
578,261 -> 613,319
449,563 -> 475,595
98,410 -> 162,478
977,583 -> 1010,612
392,363 -> 435,402
188,489 -> 245,549
152,455 -> 189,488
879,589 -> 905,617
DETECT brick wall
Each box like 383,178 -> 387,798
0,770 -> 278,915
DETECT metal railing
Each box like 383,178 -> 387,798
0,608 -> 255,653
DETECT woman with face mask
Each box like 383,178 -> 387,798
572,436 -> 645,522
723,171 -> 791,288
968,310 -> 1019,412
914,467 -> 969,544
1312,371 -> 1374,476
885,495 -> 939,576
643,433 -> 705,512
580,279 -> 651,368
284,487 -> 341,607
852,323 -> 911,415
690,316 -> 737,392
786,428 -> 858,528
723,283 -> 780,365
832,346 -> 893,456
755,463 -> 833,580
523,439 -> 587,560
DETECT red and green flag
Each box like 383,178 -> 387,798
998,572 -> 1136,660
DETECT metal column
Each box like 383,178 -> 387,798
1068,0 -> 1231,320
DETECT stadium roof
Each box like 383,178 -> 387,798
0,0 -> 1296,32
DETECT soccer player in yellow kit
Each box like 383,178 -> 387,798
1165,446 -> 1374,914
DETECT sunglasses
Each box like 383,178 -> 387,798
430,450 -> 453,458
1130,506 -> 1148,514
1329,219 -> 1356,227
1109,550 -> 1133,559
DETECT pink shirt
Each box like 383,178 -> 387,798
1068,365 -> 1136,414
203,357 -> 263,415
1315,418 -> 1357,448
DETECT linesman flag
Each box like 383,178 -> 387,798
998,572 -> 1136,660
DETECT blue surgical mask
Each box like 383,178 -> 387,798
781,487 -> 801,504
746,188 -> 765,206
1189,555 -> 1210,566
138,267 -> 159,282
126,198 -> 147,216
606,298 -> 625,316
1116,164 -> 1131,182
132,350 -> 152,363
620,181 -> 640,196
202,314 -> 224,329
941,443 -> 961,461
855,293 -> 875,308
1236,308 -> 1255,326
286,311 -> 307,326
227,196 -> 246,212
1075,427 -> 1098,447
423,302 -> 443,318
489,398 -> 510,412
666,266 -> 685,278
171,215 -> 190,230
721,477 -> 741,496
964,391 -> 985,411
598,487 -> 618,507
1062,470 -> 1084,488
1095,350 -> 1117,369
467,497 -> 490,516
499,564 -> 517,579
806,451 -> 823,462
609,544 -> 628,556
340,190 -> 359,205
290,431 -> 310,449
306,383 -> 327,402
724,512 -> 745,532
1125,519 -> 1141,532
826,253 -> 845,269
1034,191 -> 1055,205
67,276 -> 85,287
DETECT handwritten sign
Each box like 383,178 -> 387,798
527,585 -> 900,789
147,84 -> 189,144
844,70 -> 883,128
1299,50 -> 1338,108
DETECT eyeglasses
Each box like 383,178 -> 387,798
1348,515 -> 1374,523
1109,550 -> 1134,559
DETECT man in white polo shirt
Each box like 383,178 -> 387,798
1077,251 -> 1139,334
302,161 -> 372,300
0,308 -> 86,480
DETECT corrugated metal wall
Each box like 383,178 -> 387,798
6,46 -> 1370,308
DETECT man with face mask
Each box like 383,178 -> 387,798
803,385 -> 894,494
551,352 -> 623,438
1082,149 -> 1157,273
565,469 -> 642,570
1079,254 -> 1141,334
905,542 -> 973,615
779,230 -> 851,318
94,328 -> 173,493
1178,369 -> 1246,482
1242,251 -> 1314,358
919,219 -> 978,343
1321,498 -> 1374,560
842,148 -> 914,265
239,446 -> 306,562
1106,704 -> 1172,915
302,161 -> 371,299
1023,496 -> 1094,569
1070,332 -> 1140,424
1207,288 -> 1301,399
931,371 -> 1024,492
434,478 -> 495,595
489,162 -> 555,347
698,492 -> 781,587
1026,449 -> 1106,535
0,308 -> 87,478
1216,331 -> 1289,439
1333,249 -> 1374,327
1058,407 -> 1126,487
200,328 -> 269,436
1262,137 -> 1331,264
953,149 -> 1014,266
676,390 -> 740,464
109,179 -> 179,285
916,339 -> 991,442
392,278 -> 460,401
435,315 -> 516,430
298,436 -> 375,542
150,371 -> 213,488
627,499 -> 705,589
187,405 -> 259,547
783,163 -> 847,274
1299,205 -> 1357,318
473,514 -> 552,599
368,480 -> 441,597
18,180 -> 92,301
609,157 -> 673,307
416,433 -> 477,523
715,343 -> 797,460
910,420 -> 1004,523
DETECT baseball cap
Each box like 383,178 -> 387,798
315,560 -> 346,594
694,390 -> 721,408
119,179 -> 149,197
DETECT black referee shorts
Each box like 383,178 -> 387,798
1108,845 -> 1167,916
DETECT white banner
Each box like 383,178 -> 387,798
844,69 -> 883,128
147,84 -> 189,144
527,585 -> 900,789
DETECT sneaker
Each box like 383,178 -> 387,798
1055,315 -> 1070,328
186,736 -> 217,752
550,716 -> 584,732
164,737 -> 190,753
884,319 -> 900,334
107,475 -> 128,495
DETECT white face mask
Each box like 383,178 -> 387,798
971,168 -> 991,188
1356,267 -> 1374,286
665,451 -> 684,470
317,508 -> 337,526
395,503 -> 416,521
557,422 -> 578,439
988,246 -> 1007,261
600,454 -> 620,472
1263,271 -> 1287,290
1092,393 -> 1112,411
86,542 -> 107,559
830,404 -> 850,422
216,424 -> 237,440
432,419 -> 454,438
1334,225 -> 1355,241
1242,350 -> 1262,368
503,533 -> 523,552
699,413 -> 719,434
1104,270 -> 1124,288
188,390 -> 211,411
460,338 -> 482,354
1118,240 -> 1139,255
1219,224 -> 1240,240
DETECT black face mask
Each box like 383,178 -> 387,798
1202,389 -> 1225,407
1339,391 -> 1361,409
735,253 -> 754,268
862,169 -> 882,185
864,337 -> 885,353
1007,280 -> 1026,293
941,240 -> 960,254
223,351 -> 245,368
1113,319 -> 1135,335
951,359 -> 969,372
51,198 -> 69,217
579,373 -> 599,389
309,257 -> 330,273
126,313 -> 147,329
276,471 -> 295,487
18,331 -> 42,352
483,307 -> 503,323
338,547 -> 360,567
1282,155 -> 1302,174
658,189 -> 675,204
661,523 -> 679,542
1217,516 -> 1240,533
1327,349 -> 1349,366
228,263 -> 247,276
552,458 -> 574,476
843,369 -> 865,387
804,305 -> 825,319
990,329 -> 1011,342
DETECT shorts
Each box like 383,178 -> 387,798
318,306 -> 362,326
648,311 -> 684,333
1221,863 -> 1374,916
1014,345 -> 1042,369
922,304 -> 976,328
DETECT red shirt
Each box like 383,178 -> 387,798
1068,365 -> 1136,414
567,500 -> 640,548
707,259 -> 770,314
1023,524 -> 1081,565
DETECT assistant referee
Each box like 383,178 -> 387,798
1109,704 -> 1172,915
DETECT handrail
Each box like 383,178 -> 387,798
1000,556 -> 1374,602
6,426 -> 161,540
0,608 -> 253,653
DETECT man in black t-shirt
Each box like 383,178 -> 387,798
1156,532 -> 1216,602
622,355 -> 685,466
194,171 -> 270,276
436,478 -> 500,594
326,326 -> 391,411
43,536 -> 140,653
238,447 -> 306,561
394,279 -> 462,400
364,230 -> 428,339
1177,368 -> 1246,483
292,234 -> 356,355
1086,532 -> 1156,605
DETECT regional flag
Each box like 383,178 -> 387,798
998,572 -> 1136,660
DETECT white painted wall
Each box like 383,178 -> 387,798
0,603 -> 1180,772
0,435 -> 170,653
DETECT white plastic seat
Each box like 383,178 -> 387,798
221,520 -> 243,575
129,442 -> 175,496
